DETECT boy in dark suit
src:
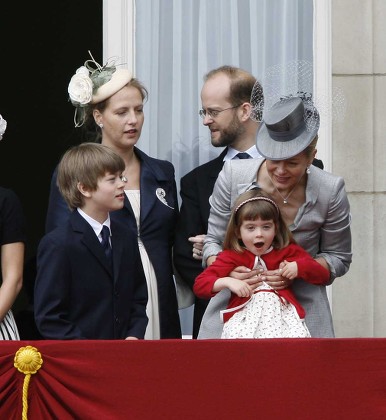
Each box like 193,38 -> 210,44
34,143 -> 148,339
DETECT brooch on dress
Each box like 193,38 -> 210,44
156,188 -> 174,209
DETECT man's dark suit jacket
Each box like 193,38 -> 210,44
45,147 -> 182,339
34,210 -> 148,339
173,149 -> 323,338
174,149 -> 228,338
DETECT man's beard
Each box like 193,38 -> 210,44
212,116 -> 245,148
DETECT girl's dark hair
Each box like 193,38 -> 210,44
223,188 -> 293,253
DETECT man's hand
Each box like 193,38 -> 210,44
189,234 -> 205,260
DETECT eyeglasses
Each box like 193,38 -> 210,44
198,104 -> 242,119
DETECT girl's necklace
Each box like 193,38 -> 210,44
268,173 -> 304,205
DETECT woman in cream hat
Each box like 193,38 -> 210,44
198,93 -> 352,339
45,53 -> 181,339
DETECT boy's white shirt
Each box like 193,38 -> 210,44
77,208 -> 111,241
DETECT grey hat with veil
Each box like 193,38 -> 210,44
250,60 -> 346,160
256,94 -> 320,160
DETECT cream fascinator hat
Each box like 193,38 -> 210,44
0,114 -> 7,141
68,51 -> 132,127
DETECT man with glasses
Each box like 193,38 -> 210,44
174,66 -> 262,338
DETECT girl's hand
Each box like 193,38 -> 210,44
213,277 -> 253,297
226,278 -> 253,298
280,260 -> 298,280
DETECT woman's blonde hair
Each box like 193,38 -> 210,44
303,135 -> 318,158
223,188 -> 293,253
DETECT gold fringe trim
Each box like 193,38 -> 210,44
14,346 -> 43,420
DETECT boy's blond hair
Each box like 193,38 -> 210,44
57,142 -> 125,210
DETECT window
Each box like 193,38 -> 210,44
103,0 -> 325,187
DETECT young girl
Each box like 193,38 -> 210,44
193,188 -> 330,338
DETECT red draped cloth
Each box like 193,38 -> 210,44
1,339 -> 386,419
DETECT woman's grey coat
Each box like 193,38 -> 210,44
199,158 -> 352,338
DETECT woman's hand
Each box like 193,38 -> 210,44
229,266 -> 264,290
261,267 -> 293,290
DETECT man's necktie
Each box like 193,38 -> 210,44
236,152 -> 251,159
101,226 -> 112,263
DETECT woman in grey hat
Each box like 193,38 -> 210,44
198,94 -> 352,338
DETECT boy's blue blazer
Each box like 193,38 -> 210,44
35,210 -> 148,339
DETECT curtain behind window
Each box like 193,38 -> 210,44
135,0 -> 313,197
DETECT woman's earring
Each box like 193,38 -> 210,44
306,166 -> 311,174
99,123 -> 104,129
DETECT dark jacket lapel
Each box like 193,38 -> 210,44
70,211 -> 113,276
